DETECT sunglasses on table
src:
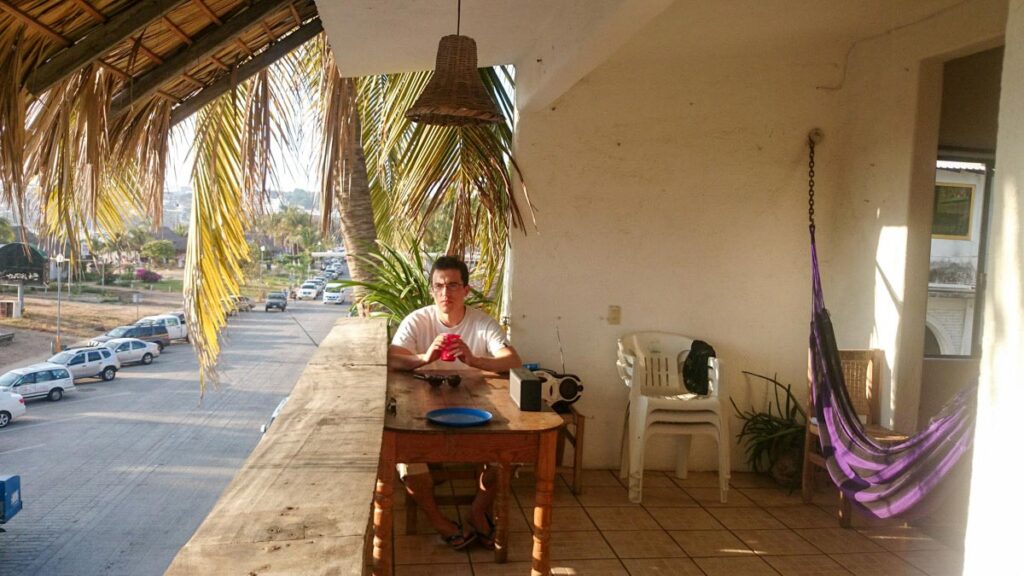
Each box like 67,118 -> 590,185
414,373 -> 462,388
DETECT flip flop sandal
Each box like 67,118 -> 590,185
442,523 -> 477,551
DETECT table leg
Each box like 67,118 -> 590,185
494,462 -> 513,562
531,430 -> 558,576
373,431 -> 397,576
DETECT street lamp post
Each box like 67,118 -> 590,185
53,253 -> 66,352
259,246 -> 265,284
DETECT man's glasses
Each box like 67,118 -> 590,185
430,282 -> 464,293
415,373 -> 462,388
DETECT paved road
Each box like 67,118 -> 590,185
0,300 -> 352,576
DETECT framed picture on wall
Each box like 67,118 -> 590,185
932,182 -> 975,239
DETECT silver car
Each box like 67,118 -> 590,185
103,338 -> 161,366
47,346 -> 121,381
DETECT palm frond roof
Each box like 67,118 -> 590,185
2,0 -> 320,125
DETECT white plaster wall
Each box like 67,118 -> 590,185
509,0 -> 1009,471
965,2 -> 1024,571
509,1 -> 859,470
829,0 -> 1007,432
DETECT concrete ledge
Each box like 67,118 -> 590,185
165,317 -> 387,576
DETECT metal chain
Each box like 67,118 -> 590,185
808,138 -> 816,235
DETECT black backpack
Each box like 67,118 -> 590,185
681,340 -> 717,395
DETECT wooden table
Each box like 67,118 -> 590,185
373,369 -> 565,576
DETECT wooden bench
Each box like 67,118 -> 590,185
164,317 -> 387,576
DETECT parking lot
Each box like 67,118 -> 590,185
0,300 -> 352,576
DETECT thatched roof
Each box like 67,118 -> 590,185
1,0 -> 319,127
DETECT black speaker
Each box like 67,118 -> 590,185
510,367 -> 543,411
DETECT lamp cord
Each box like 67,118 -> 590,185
457,0 -> 461,35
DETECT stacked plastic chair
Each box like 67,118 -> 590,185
617,331 -> 729,503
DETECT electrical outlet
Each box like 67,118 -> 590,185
607,305 -> 621,325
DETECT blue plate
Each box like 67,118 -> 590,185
426,407 -> 493,427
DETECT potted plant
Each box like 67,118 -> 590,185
730,371 -> 808,488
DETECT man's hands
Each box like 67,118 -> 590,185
389,336 -> 476,371
389,337 -> 519,372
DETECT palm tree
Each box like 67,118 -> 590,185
0,28 -> 525,389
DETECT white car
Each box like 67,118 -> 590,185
322,282 -> 348,304
48,346 -> 121,381
103,338 -> 161,365
0,391 -> 26,427
0,363 -> 75,401
297,282 -> 320,300
136,313 -> 188,341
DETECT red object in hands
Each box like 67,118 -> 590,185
440,333 -> 461,361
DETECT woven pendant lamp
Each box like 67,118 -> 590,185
405,2 -> 504,126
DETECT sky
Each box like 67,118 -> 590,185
164,117 -> 319,193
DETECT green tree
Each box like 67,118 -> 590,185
0,216 -> 12,243
141,239 -> 175,266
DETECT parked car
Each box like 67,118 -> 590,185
0,390 -> 26,427
265,291 -> 288,312
47,347 -> 120,382
102,338 -> 161,365
0,363 -> 76,401
230,295 -> 254,312
92,324 -> 171,351
220,297 -> 239,316
297,282 -> 320,300
322,282 -> 348,305
136,313 -> 188,341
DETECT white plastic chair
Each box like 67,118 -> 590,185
617,331 -> 729,503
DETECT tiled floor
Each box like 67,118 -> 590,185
392,469 -> 965,575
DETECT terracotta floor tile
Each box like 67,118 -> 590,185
471,562 -> 534,576
728,472 -> 778,489
793,527 -> 884,554
469,531 -> 535,564
684,486 -> 752,507
648,506 -> 724,531
829,552 -> 928,576
622,557 -> 706,575
896,549 -> 964,576
708,507 -> 786,530
577,485 -> 639,507
639,485 -> 699,507
602,529 -> 687,559
473,561 -> 623,576
587,507 -> 661,531
668,529 -> 754,557
395,563 -> 473,576
551,505 -> 598,531
737,487 -> 805,507
515,482 -> 581,508
694,556 -> 781,576
762,554 -> 854,575
550,531 -> 618,561
550,559 -> 631,575
393,533 -> 471,565
857,526 -> 950,553
636,470 -> 679,488
765,505 -> 842,529
669,470 -> 724,489
576,469 -> 624,487
733,529 -> 820,556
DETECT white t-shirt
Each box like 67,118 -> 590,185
391,305 -> 510,370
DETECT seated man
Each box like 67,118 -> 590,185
389,255 -> 522,549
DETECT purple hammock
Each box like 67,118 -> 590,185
809,233 -> 977,519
